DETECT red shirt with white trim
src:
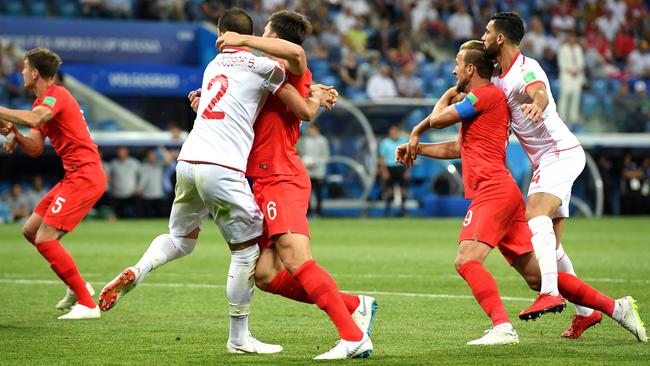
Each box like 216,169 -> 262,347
33,84 -> 100,172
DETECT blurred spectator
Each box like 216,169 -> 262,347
368,18 -> 398,58
25,176 -> 47,213
262,0 -> 286,13
81,0 -> 106,17
335,6 -> 356,35
583,37 -> 608,80
163,149 -> 180,205
359,52 -> 381,81
557,31 -> 585,125
613,82 -> 644,132
110,146 -> 140,218
447,3 -> 473,47
250,0 -> 268,35
627,40 -> 650,78
299,124 -> 330,217
1,44 -> 19,77
551,3 -> 575,39
346,0 -> 371,17
6,59 -> 27,101
621,151 -> 643,214
395,62 -> 423,98
340,53 -> 364,90
410,0 -> 441,33
168,124 -> 187,144
137,147 -> 172,217
378,126 -> 408,217
345,16 -> 369,54
635,81 -> 650,129
96,148 -> 115,220
521,16 -> 548,60
540,47 -> 559,78
366,64 -> 398,100
607,0 -> 628,24
641,157 -> 650,213
613,24 -> 636,64
6,183 -> 29,222
105,0 -> 133,18
595,9 -> 621,42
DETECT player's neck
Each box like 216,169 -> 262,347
468,78 -> 489,91
33,79 -> 55,99
498,46 -> 520,75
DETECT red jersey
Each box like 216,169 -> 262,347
246,68 -> 312,178
453,83 -> 512,199
33,84 -> 100,172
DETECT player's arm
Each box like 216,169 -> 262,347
416,132 -> 461,160
277,83 -> 330,121
3,124 -> 46,157
522,82 -> 549,123
0,106 -> 53,129
217,32 -> 307,75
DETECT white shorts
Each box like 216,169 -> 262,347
169,161 -> 263,244
527,145 -> 586,218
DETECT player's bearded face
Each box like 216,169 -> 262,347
484,40 -> 499,59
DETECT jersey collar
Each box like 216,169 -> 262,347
221,47 -> 249,54
498,50 -> 521,79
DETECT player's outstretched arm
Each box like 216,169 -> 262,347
417,133 -> 461,160
2,124 -> 45,157
217,32 -> 307,75
0,106 -> 53,129
427,104 -> 462,129
277,83 -> 329,121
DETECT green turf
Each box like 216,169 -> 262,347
0,217 -> 649,365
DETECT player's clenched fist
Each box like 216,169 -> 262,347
310,84 -> 338,110
521,103 -> 543,123
395,143 -> 411,167
187,88 -> 201,113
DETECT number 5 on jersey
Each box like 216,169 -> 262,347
52,197 -> 66,214
201,74 -> 229,120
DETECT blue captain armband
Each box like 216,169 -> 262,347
453,93 -> 479,120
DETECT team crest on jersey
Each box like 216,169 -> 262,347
43,96 -> 57,107
523,71 -> 536,83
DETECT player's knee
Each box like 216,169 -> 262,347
171,234 -> 197,256
454,255 -> 470,273
22,227 -> 37,245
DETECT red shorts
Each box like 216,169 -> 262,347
458,182 -> 533,265
252,172 -> 311,249
35,163 -> 106,232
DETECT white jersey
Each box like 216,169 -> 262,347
178,48 -> 286,171
491,51 -> 580,166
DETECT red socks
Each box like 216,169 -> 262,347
266,269 -> 360,313
558,272 -> 615,317
36,240 -> 95,308
293,260 -> 363,341
457,260 -> 510,326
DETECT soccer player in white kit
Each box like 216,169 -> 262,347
98,8 -> 334,354
481,12 -> 604,338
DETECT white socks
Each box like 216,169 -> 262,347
529,216 -> 559,296
227,244 -> 260,346
556,244 -> 594,317
134,233 -> 197,285
612,299 -> 623,322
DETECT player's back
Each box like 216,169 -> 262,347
247,68 -> 313,178
33,84 -> 100,171
491,52 -> 580,165
459,84 -> 513,199
179,48 -> 285,172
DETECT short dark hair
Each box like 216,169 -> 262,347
460,40 -> 494,79
25,48 -> 62,79
218,8 -> 253,35
491,12 -> 525,45
268,10 -> 312,45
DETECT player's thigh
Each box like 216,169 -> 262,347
169,161 -> 206,237
195,164 -> 263,245
275,232 -> 312,274
527,148 -> 586,219
256,175 -> 311,240
457,188 -> 517,252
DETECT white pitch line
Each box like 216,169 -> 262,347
0,278 -> 533,302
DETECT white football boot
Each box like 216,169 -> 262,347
226,332 -> 283,354
351,295 -> 378,336
56,283 -> 95,310
98,267 -> 141,312
615,296 -> 648,342
313,334 -> 373,360
467,323 -> 519,346
58,303 -> 100,320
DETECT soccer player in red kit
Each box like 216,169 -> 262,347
398,40 -> 647,345
0,48 -> 105,320
197,10 -> 375,359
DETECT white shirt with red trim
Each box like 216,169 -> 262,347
179,48 -> 286,172
491,51 -> 580,166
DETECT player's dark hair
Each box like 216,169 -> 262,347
460,40 -> 494,79
491,12 -> 525,45
25,48 -> 62,79
268,10 -> 312,45
218,8 -> 253,35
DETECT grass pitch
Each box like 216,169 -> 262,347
0,217 -> 649,365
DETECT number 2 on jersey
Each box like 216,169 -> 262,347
201,75 -> 229,120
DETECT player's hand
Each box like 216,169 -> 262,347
521,103 -> 543,123
188,89 -> 201,113
0,121 -> 13,136
395,143 -> 412,167
311,84 -> 338,109
405,133 -> 420,167
216,31 -> 246,52
2,125 -> 16,154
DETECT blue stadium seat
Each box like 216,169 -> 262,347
590,79 -> 608,98
28,0 -> 49,16
347,88 -> 368,101
549,78 -> 560,99
608,79 -> 622,93
439,61 -> 455,79
315,74 -> 339,89
430,78 -> 449,97
581,92 -> 599,120
309,58 -> 331,75
54,0 -> 78,17
98,119 -> 123,131
406,108 -> 426,130
2,0 -> 25,15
